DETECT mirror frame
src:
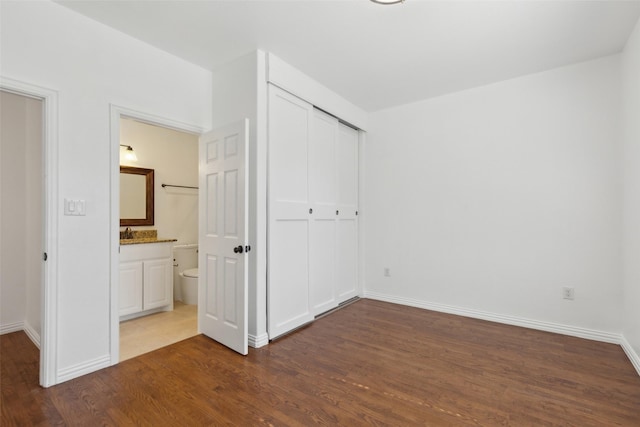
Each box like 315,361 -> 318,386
120,166 -> 154,226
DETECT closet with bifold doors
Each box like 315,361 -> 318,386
268,84 -> 359,339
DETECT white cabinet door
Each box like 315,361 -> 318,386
119,261 -> 143,316
143,258 -> 173,310
309,109 -> 338,316
268,86 -> 314,339
335,124 -> 359,302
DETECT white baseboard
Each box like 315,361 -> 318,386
57,355 -> 111,384
621,335 -> 640,376
23,322 -> 41,349
249,332 -> 269,348
363,291 -> 622,344
0,321 -> 24,335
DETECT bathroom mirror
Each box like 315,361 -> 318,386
120,166 -> 154,226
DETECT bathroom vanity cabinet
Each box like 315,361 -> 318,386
119,241 -> 173,319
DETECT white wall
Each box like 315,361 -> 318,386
120,118 -> 199,245
364,55 -> 623,336
211,51 -> 269,346
1,1 -> 212,383
622,18 -> 640,366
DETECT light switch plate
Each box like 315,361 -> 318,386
64,198 -> 86,216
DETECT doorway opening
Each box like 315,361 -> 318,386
1,78 -> 58,387
0,89 -> 43,354
110,107 -> 204,363
111,107 -> 251,362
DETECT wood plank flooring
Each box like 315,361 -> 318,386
2,299 -> 640,426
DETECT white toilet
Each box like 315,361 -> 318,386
179,268 -> 199,305
173,244 -> 198,305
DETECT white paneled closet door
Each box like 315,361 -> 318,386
309,109 -> 338,316
267,84 -> 360,339
267,86 -> 315,339
335,124 -> 359,302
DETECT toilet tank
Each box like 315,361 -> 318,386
173,244 -> 198,300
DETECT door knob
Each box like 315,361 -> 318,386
233,245 -> 244,254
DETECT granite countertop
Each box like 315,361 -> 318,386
120,237 -> 178,245
119,229 -> 177,245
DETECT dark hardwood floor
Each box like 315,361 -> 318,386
2,299 -> 640,426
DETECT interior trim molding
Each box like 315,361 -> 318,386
249,332 -> 269,348
0,321 -> 24,335
57,355 -> 111,384
23,322 -> 41,349
621,335 -> 640,376
363,291 -> 622,344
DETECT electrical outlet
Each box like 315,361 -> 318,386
384,268 -> 391,277
562,287 -> 575,300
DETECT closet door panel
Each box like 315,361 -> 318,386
308,109 -> 338,315
309,109 -> 336,207
335,123 -> 359,303
309,219 -> 336,316
269,219 -> 310,337
337,124 -> 359,209
269,88 -> 310,205
336,218 -> 358,301
267,85 -> 314,338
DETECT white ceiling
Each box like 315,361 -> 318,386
55,0 -> 640,112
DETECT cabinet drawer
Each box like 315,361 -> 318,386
120,242 -> 172,262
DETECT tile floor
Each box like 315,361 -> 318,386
119,301 -> 198,361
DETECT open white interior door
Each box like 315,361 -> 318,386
198,119 -> 249,355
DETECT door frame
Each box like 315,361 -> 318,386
108,105 -> 204,364
1,77 -> 59,387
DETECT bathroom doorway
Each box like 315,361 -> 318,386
110,107 -> 204,362
0,78 -> 59,387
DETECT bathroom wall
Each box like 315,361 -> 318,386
120,118 -> 199,245
0,90 -> 42,343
